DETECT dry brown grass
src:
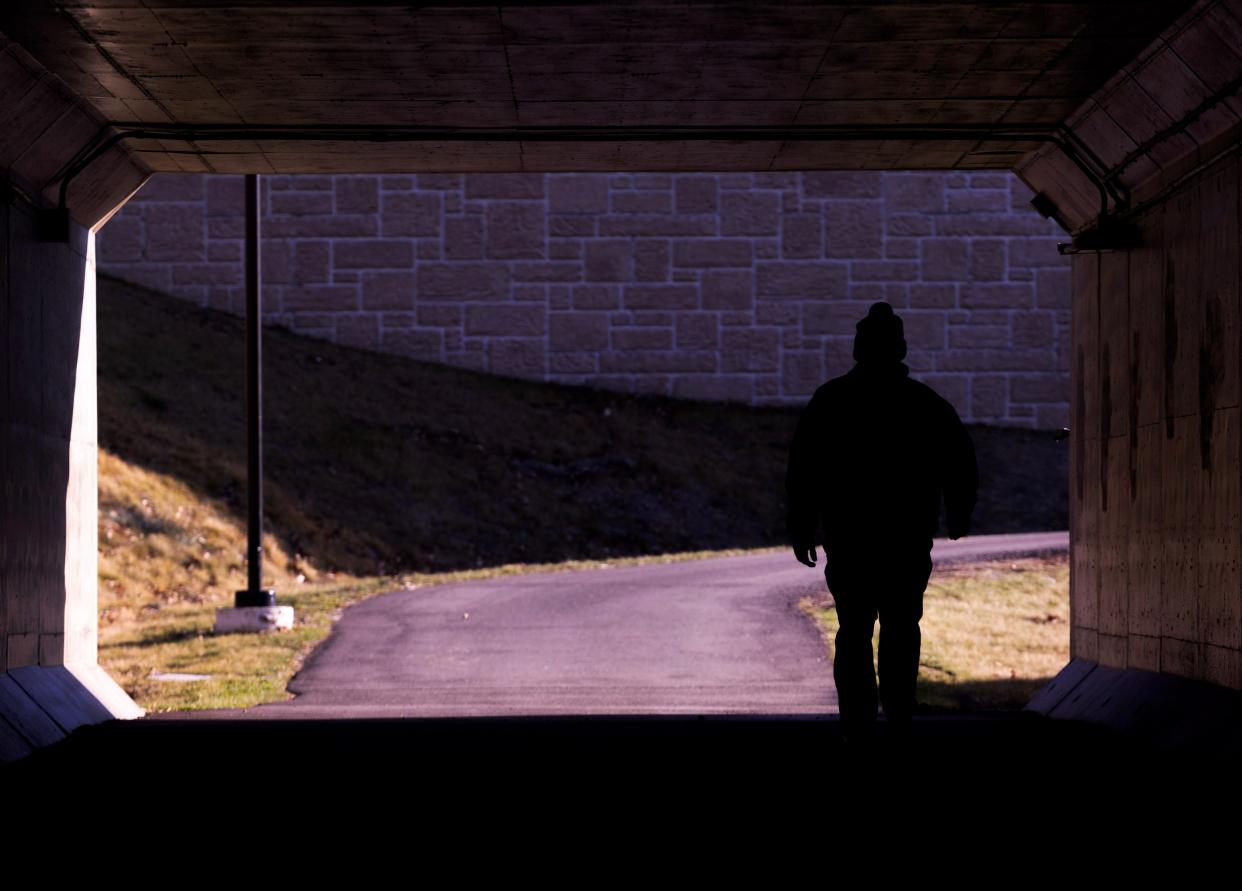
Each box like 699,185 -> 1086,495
800,555 -> 1069,711
98,447 -> 363,709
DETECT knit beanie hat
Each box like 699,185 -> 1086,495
853,301 -> 908,364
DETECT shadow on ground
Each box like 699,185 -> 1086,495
918,677 -> 1057,712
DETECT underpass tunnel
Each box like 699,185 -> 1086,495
1,0 -> 1239,759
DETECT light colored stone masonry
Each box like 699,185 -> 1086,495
98,171 -> 1071,427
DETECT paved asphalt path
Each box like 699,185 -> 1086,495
180,531 -> 1067,720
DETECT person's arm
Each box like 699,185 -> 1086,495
942,400 -> 978,540
785,393 -> 821,566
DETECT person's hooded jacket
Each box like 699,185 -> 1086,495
785,302 -> 978,557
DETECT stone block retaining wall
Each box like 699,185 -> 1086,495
98,171 -> 1071,426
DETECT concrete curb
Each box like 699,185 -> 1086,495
1027,659 -> 1242,755
0,665 -> 144,764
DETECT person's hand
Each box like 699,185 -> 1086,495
947,519 -> 970,541
793,545 -> 818,567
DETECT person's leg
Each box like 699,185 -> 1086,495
826,559 -> 879,739
876,553 -> 932,728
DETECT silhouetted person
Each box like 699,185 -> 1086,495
785,301 -> 977,742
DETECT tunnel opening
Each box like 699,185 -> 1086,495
90,164 -> 1072,719
5,0 -> 1241,769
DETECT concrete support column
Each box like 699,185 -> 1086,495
0,199 -> 97,670
0,195 -> 141,762
0,32 -> 152,759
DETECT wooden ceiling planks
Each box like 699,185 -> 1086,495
0,1 -> 1198,173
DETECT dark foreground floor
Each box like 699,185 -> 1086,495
7,711 -> 1235,810
9,715 -> 1242,867
10,717 -> 1237,875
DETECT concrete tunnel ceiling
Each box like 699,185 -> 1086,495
0,1 -> 1196,178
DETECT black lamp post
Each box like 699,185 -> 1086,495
236,173 -> 276,609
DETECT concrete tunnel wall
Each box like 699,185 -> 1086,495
1004,0 -> 1242,712
0,196 -> 141,758
1,201 -> 97,672
1070,148 -> 1242,691
0,33 -> 147,757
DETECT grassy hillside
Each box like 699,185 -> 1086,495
97,274 -> 1068,710
98,273 -> 1067,584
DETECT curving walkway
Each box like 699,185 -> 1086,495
175,531 -> 1067,719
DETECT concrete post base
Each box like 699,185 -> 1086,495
214,605 -> 295,634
